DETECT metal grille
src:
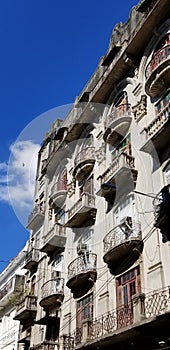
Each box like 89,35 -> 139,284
67,253 -> 97,280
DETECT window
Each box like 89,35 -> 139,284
79,176 -> 94,196
76,294 -> 93,329
112,136 -> 131,159
116,266 -> 141,308
116,266 -> 140,328
54,208 -> 65,224
57,168 -> 67,191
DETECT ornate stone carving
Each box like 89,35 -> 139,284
67,180 -> 76,198
132,95 -> 147,121
95,143 -> 106,165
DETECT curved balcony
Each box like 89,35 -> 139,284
50,180 -> 67,207
27,204 -> 45,230
14,295 -> 37,325
23,248 -> 39,271
65,192 -> 97,228
73,147 -> 95,182
145,45 -> 170,98
66,253 -> 97,299
39,278 -> 64,310
103,104 -> 132,146
103,219 -> 143,275
40,224 -> 66,256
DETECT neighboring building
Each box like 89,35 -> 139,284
14,0 -> 170,350
0,247 -> 27,350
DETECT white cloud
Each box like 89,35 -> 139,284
0,140 -> 40,215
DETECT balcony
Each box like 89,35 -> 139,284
143,98 -> 170,151
27,204 -> 45,230
72,286 -> 170,348
65,192 -> 97,228
153,185 -> 170,242
14,295 -> 37,325
66,253 -> 97,298
50,180 -> 67,207
97,152 -> 137,199
103,218 -> 143,275
0,274 -> 25,308
103,104 -> 132,147
23,248 -> 39,271
39,278 -> 64,310
73,147 -> 95,182
145,45 -> 170,98
40,224 -> 66,256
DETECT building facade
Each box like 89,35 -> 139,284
0,247 -> 27,350
14,0 -> 170,349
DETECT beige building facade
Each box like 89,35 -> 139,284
0,247 -> 27,350
12,0 -> 170,349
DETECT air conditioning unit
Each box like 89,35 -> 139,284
77,243 -> 87,255
51,270 -> 61,279
120,216 -> 132,231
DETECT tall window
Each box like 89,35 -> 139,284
116,266 -> 141,328
57,168 -> 67,191
76,294 -> 93,329
79,176 -> 94,197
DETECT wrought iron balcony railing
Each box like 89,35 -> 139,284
41,278 -> 64,299
68,253 -> 97,281
27,204 -> 45,230
103,219 -> 143,275
71,286 -> 170,347
103,220 -> 142,253
40,278 -> 64,309
67,253 -> 97,298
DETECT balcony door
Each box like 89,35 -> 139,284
116,266 -> 141,328
76,293 -> 93,331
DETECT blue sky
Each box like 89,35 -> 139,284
0,0 -> 138,272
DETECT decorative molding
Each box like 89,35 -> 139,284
95,143 -> 106,165
67,180 -> 76,197
132,95 -> 147,121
